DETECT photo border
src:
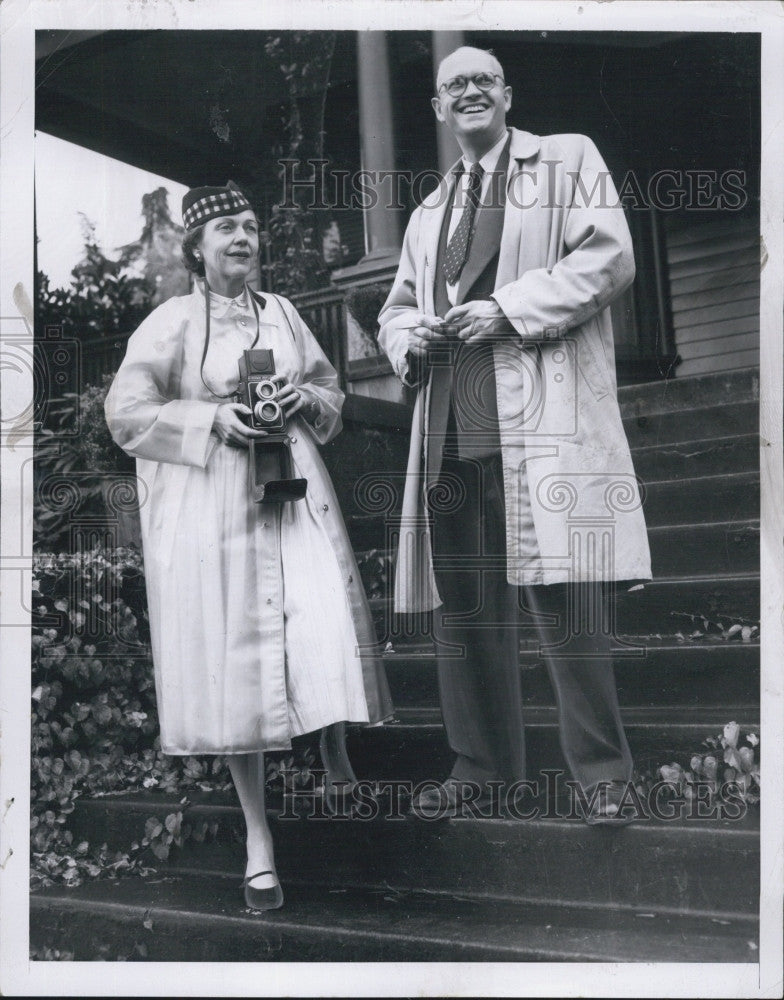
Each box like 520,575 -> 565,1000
1,2 -> 781,997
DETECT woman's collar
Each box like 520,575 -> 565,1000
193,278 -> 252,318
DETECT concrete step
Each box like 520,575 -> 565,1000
28,870 -> 757,963
648,520 -> 759,576
341,706 -> 759,784
371,575 -> 760,647
348,472 -> 761,549
641,472 -> 759,528
631,434 -> 759,484
357,521 -> 760,590
66,792 -> 760,920
384,639 -> 760,711
622,400 -> 757,450
617,368 -> 759,418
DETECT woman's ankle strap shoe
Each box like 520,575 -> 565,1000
243,870 -> 284,911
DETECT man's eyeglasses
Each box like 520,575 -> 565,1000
438,72 -> 506,98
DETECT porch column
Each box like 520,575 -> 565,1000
356,32 -> 402,260
432,31 -> 465,173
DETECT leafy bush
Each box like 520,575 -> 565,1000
343,283 -> 391,341
35,374 -> 137,552
30,548 -> 226,887
635,721 -> 760,808
31,548 -> 318,888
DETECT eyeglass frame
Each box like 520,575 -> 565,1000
437,72 -> 507,98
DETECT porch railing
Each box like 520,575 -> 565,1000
290,285 -> 347,388
71,285 -> 349,392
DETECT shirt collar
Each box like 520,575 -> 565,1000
454,129 -> 511,178
194,279 -> 253,319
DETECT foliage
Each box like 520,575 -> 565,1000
117,187 -> 189,307
344,283 -> 392,341
635,722 -> 760,808
260,32 -> 336,297
670,611 -> 760,643
31,548 -> 320,889
261,206 -> 331,297
37,189 -> 188,339
356,548 -> 393,601
35,374 -> 136,552
36,216 -> 154,341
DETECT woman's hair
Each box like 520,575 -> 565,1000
182,224 -> 206,277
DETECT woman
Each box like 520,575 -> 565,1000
105,182 -> 392,911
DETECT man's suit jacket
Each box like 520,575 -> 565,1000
378,128 -> 652,613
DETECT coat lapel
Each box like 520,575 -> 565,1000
421,174 -> 453,313
496,129 -> 541,289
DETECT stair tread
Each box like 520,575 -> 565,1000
616,370 -> 758,416
29,872 -> 757,962
76,789 -> 761,839
386,635 -> 760,657
358,521 -> 760,560
69,792 -> 759,918
385,705 -> 759,728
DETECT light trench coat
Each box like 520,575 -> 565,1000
105,285 -> 392,753
378,129 -> 652,613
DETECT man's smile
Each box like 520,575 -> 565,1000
457,102 -> 490,115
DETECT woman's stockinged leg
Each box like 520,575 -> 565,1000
319,721 -> 358,787
227,752 -> 277,891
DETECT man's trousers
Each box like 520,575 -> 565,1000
430,450 -> 633,792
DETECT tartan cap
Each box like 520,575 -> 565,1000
182,181 -> 253,230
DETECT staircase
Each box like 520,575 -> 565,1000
30,368 -> 760,962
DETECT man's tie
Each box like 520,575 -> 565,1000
442,162 -> 484,286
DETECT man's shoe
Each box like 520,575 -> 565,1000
583,780 -> 638,827
410,777 -> 497,820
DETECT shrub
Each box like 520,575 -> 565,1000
634,722 -> 760,808
31,548 -> 317,888
35,374 -> 137,552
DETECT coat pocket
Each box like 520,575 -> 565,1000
573,318 -> 612,400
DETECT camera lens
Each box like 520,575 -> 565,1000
254,400 -> 281,425
256,379 -> 276,400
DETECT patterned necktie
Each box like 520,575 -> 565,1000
443,162 -> 484,285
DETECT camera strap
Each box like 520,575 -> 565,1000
199,280 -> 261,399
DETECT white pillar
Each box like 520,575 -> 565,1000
356,32 -> 403,258
432,31 -> 465,174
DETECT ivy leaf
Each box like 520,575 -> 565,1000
144,817 -> 163,841
150,841 -> 170,861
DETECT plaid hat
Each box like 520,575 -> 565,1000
182,181 -> 253,230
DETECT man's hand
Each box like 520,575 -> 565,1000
212,403 -> 268,448
406,313 -> 450,359
444,300 -> 516,345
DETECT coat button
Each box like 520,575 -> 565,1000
322,504 -> 329,512
290,436 -> 297,444
262,522 -> 269,528
266,598 -> 272,605
348,575 -> 353,584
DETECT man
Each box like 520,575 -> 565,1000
378,46 -> 651,822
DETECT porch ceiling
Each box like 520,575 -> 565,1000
35,30 -> 357,191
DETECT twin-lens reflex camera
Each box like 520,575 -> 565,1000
235,348 -> 307,504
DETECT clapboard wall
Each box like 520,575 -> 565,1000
665,212 -> 760,378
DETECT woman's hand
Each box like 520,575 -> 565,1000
212,403 -> 269,448
271,375 -> 318,423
